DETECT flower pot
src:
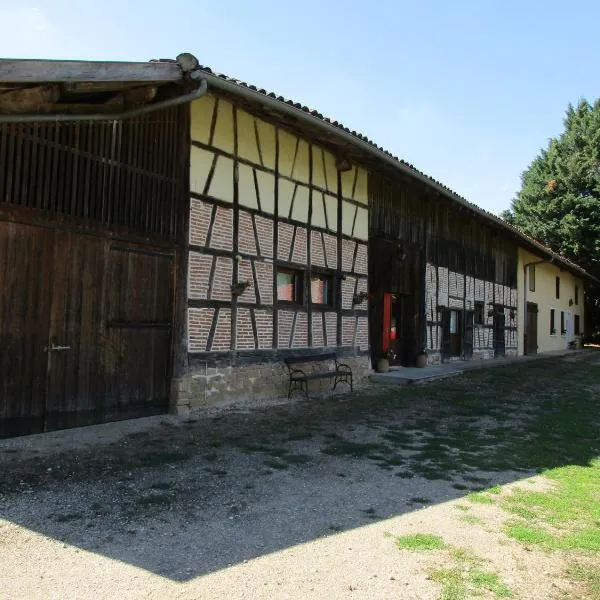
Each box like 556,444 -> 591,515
376,358 -> 389,373
415,353 -> 428,368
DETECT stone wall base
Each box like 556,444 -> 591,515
171,355 -> 371,414
427,347 -> 518,366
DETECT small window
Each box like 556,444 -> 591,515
550,309 -> 556,334
277,268 -> 304,304
310,272 -> 334,306
449,310 -> 459,334
474,301 -> 484,325
575,284 -> 579,305
560,311 -> 566,335
574,314 -> 581,335
529,265 -> 536,292
555,276 -> 560,299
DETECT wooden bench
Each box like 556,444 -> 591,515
284,352 -> 353,399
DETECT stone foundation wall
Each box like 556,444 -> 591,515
172,355 -> 370,414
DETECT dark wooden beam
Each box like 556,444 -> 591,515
0,59 -> 182,83
0,84 -> 60,112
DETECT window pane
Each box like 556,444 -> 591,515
529,265 -> 535,292
277,271 -> 295,301
311,275 -> 328,304
450,310 -> 458,334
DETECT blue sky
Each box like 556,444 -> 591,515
1,0 -> 598,215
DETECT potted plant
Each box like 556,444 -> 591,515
415,346 -> 428,368
376,349 -> 395,373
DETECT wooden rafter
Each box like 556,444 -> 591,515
0,59 -> 182,83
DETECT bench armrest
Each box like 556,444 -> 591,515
288,367 -> 307,379
334,360 -> 352,373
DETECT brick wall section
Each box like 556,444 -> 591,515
238,211 -> 257,255
341,276 -> 356,310
312,313 -> 325,347
210,256 -> 233,301
323,233 -> 337,269
237,259 -> 256,304
354,243 -> 368,275
342,239 -> 355,272
254,261 -> 273,304
341,316 -> 355,346
356,316 -> 369,350
354,277 -> 368,310
210,308 -> 232,351
278,309 -> 294,348
291,312 -> 308,347
291,226 -> 308,265
311,231 -> 326,268
277,222 -> 294,261
189,199 -> 213,246
188,252 -> 212,299
208,206 -> 233,251
188,307 -> 214,352
236,308 -> 255,349
325,311 -> 337,345
254,309 -> 274,349
255,215 -> 274,258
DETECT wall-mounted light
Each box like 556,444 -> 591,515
352,291 -> 369,305
231,281 -> 250,296
569,299 -> 573,306
335,156 -> 352,172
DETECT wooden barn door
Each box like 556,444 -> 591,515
525,302 -> 538,355
0,222 -> 53,436
44,232 -> 107,430
103,245 -> 174,419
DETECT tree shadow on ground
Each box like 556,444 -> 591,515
0,352 -> 599,582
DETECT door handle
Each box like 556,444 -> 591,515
45,344 -> 71,352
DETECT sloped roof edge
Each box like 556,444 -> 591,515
194,67 -> 599,286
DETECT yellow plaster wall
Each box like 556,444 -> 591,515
517,248 -> 584,355
190,94 -> 369,236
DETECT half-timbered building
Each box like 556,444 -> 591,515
0,53 -> 596,435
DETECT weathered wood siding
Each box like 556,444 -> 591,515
369,171 -> 518,363
0,107 -> 188,436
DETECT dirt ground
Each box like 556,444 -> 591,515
1,353 -> 599,599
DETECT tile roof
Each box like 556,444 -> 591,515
195,65 -> 598,285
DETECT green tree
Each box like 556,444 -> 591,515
502,99 -> 600,336
503,99 -> 600,279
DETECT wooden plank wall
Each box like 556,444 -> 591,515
0,105 -> 188,242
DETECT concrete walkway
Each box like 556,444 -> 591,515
370,348 -> 589,385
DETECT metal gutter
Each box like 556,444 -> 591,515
195,70 -> 598,285
0,79 -> 208,123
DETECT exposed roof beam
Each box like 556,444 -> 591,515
0,84 -> 61,112
0,59 -> 183,83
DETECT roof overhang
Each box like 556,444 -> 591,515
193,70 -> 599,286
0,53 -> 200,118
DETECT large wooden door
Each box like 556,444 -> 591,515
45,232 -> 108,430
1,224 -> 174,437
0,222 -> 53,436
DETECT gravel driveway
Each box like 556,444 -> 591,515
1,353 -> 599,599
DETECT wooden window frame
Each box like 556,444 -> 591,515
276,267 -> 305,307
529,265 -> 536,292
560,310 -> 566,336
575,284 -> 579,306
555,276 -> 560,299
310,270 -> 335,309
550,308 -> 556,335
